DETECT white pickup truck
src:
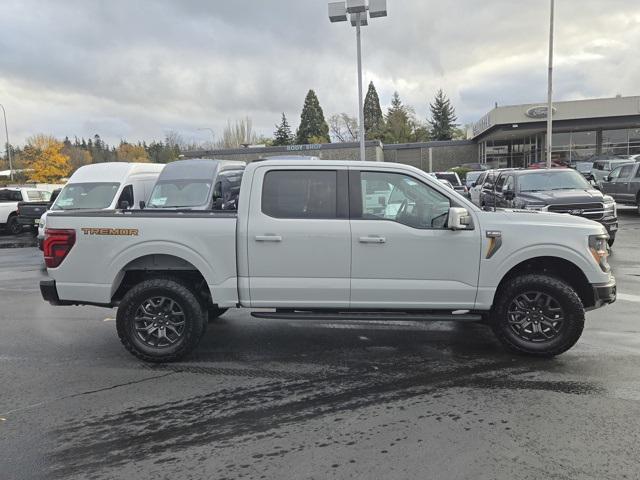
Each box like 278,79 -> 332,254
41,160 -> 616,362
0,187 -> 52,234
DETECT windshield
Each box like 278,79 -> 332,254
466,171 -> 483,183
52,183 -> 120,210
434,173 -> 460,185
575,162 -> 593,174
148,180 -> 212,208
518,171 -> 591,192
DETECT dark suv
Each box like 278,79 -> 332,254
483,168 -> 618,245
601,162 -> 640,214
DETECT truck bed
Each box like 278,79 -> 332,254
45,209 -> 239,306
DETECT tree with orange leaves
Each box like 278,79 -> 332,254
23,134 -> 72,183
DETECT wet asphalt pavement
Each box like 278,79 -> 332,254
1,212 -> 640,480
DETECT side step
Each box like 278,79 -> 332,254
251,311 -> 483,322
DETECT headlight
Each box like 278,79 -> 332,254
524,203 -> 547,211
589,234 -> 610,272
603,196 -> 617,217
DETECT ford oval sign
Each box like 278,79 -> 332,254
525,105 -> 556,119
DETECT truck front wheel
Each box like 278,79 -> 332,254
116,278 -> 206,362
490,274 -> 585,357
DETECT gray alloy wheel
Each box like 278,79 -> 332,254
507,291 -> 565,343
133,296 -> 186,348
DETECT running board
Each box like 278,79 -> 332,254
250,311 -> 482,322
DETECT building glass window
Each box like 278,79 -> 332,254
629,129 -> 640,155
602,129 -> 629,155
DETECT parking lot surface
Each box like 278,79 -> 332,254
1,211 -> 640,479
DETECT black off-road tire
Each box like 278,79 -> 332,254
116,277 -> 206,362
490,274 -> 585,357
6,215 -> 22,235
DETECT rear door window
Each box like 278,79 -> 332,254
0,190 -> 23,202
262,170 -> 337,219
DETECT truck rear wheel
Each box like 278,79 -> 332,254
490,274 -> 585,357
6,215 -> 21,235
116,278 -> 206,362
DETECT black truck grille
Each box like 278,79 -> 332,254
547,202 -> 604,220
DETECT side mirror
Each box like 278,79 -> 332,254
449,207 -> 471,230
589,179 -> 601,190
603,175 -> 612,182
471,182 -> 477,188
213,198 -> 224,210
119,200 -> 130,210
139,200 -> 146,210
504,190 -> 515,200
378,196 -> 387,206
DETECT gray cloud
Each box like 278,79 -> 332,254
0,0 -> 639,145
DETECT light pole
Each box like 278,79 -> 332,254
546,0 -> 555,169
0,104 -> 13,181
329,0 -> 387,161
197,128 -> 215,148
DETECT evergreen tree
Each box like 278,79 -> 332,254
427,89 -> 458,141
273,113 -> 294,146
363,81 -> 384,140
383,92 -> 415,144
296,90 -> 330,144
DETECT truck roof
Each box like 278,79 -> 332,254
69,162 -> 165,183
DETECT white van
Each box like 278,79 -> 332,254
38,162 -> 164,247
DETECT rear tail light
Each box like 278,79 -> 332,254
44,228 -> 75,268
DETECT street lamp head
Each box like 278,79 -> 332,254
368,0 -> 387,18
328,2 -> 347,22
346,0 -> 366,13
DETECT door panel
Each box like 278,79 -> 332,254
247,167 -> 351,308
350,170 -> 481,309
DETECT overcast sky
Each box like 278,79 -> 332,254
1,0 -> 639,146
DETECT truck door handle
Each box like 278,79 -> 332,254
359,236 -> 386,244
255,235 -> 282,242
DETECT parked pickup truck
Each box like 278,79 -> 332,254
600,161 -> 640,213
40,160 -> 616,362
0,187 -> 53,234
17,188 -> 61,232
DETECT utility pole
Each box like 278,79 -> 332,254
546,0 -> 555,169
0,104 -> 13,181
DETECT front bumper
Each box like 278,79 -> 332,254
599,216 -> 618,236
589,279 -> 617,311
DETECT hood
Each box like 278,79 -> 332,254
518,188 -> 604,205
478,208 -> 607,234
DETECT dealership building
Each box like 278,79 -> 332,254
190,95 -> 640,171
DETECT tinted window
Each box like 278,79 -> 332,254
212,170 -> 243,211
53,183 -> 120,210
617,164 -> 634,179
466,171 -> 483,183
117,185 -> 134,207
359,171 -> 450,229
518,171 -> 590,192
475,172 -> 486,185
495,174 -> 507,191
0,189 -> 23,202
262,170 -> 337,219
483,172 -> 496,188
148,180 -> 212,208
